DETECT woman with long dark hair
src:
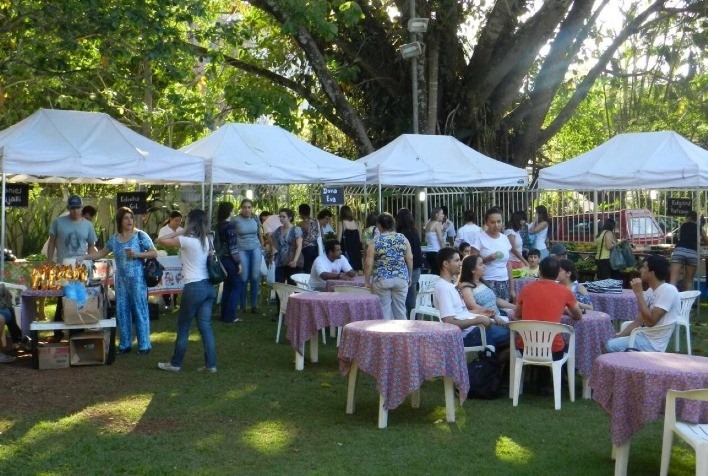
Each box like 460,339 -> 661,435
505,211 -> 529,269
530,205 -> 550,259
595,218 -> 619,280
558,259 -> 593,311
456,254 -> 511,349
396,208 -> 422,316
423,207 -> 445,274
271,208 -> 303,285
215,202 -> 242,323
232,199 -> 264,314
157,209 -> 217,372
337,205 -> 362,271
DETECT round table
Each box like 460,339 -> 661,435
589,352 -> 708,475
338,319 -> 469,428
588,289 -> 638,321
285,292 -> 383,370
324,275 -> 366,292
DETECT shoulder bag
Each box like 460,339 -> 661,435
207,235 -> 227,284
138,231 -> 164,287
467,347 -> 502,399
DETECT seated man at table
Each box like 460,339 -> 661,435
433,247 -> 509,350
603,255 -> 680,353
309,240 -> 356,291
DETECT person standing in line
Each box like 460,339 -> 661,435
337,205 -> 363,272
595,218 -> 621,280
423,207 -> 445,275
441,206 -> 456,247
232,199 -> 264,314
80,207 -> 157,354
396,208 -> 423,317
505,211 -> 529,269
529,205 -> 551,259
271,208 -> 304,286
669,211 -> 708,290
362,211 -> 380,248
158,211 -> 184,238
364,213 -> 413,320
454,210 -> 482,249
214,202 -> 242,323
470,207 -> 516,302
297,204 -> 320,273
47,194 -> 98,341
157,209 -> 217,373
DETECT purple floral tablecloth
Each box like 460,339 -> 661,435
588,289 -> 638,321
589,352 -> 708,446
506,309 -> 615,380
285,292 -> 383,352
338,320 -> 469,410
324,275 -> 367,292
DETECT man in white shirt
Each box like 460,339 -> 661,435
433,247 -> 509,349
604,255 -> 681,352
309,240 -> 356,291
454,209 -> 482,249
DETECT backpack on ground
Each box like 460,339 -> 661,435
467,347 -> 502,400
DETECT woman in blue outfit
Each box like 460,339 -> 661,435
232,199 -> 264,314
215,202 -> 242,323
157,209 -> 217,372
80,207 -> 157,354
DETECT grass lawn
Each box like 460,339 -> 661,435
1,298 -> 706,475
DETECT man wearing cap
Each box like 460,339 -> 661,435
549,243 -> 568,261
47,195 -> 98,264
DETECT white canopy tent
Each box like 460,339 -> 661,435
0,108 -> 207,274
538,131 -> 708,190
355,134 -> 529,209
180,123 -> 366,185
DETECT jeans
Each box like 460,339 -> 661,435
372,277 -> 408,320
170,279 -> 216,369
405,268 -> 421,318
301,245 -> 318,274
604,333 -> 654,352
239,247 -> 263,309
220,255 -> 243,322
463,325 -> 510,349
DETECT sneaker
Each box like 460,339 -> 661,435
0,354 -> 16,364
158,362 -> 181,372
197,366 -> 217,373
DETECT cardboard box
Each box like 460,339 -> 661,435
63,295 -> 102,325
38,343 -> 70,370
70,331 -> 108,366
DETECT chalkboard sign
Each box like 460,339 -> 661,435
667,197 -> 692,216
4,183 -> 29,208
321,186 -> 344,206
117,192 -> 147,214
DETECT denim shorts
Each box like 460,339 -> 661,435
671,247 -> 698,267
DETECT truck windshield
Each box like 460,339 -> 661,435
630,217 -> 662,236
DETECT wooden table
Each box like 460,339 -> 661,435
589,352 -> 708,476
285,292 -> 383,370
338,320 -> 469,428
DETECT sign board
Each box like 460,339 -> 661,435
321,186 -> 344,206
4,183 -> 29,208
667,197 -> 692,216
117,192 -> 147,214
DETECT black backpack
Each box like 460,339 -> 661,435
467,348 -> 502,399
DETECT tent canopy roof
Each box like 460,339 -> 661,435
538,131 -> 708,190
356,134 -> 528,187
0,109 -> 205,183
180,123 -> 365,185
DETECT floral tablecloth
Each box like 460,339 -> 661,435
324,275 -> 366,292
285,292 -> 383,352
589,352 -> 708,446
588,289 -> 638,321
338,320 -> 469,410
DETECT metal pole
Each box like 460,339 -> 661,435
410,0 -> 418,134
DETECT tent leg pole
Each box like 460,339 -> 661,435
1,172 -> 5,279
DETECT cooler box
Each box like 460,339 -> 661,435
38,343 -> 71,370
693,275 -> 708,299
70,331 -> 109,366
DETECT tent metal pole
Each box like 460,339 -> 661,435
593,190 -> 599,237
377,166 -> 382,212
207,182 -> 214,229
697,189 -> 702,320
1,167 -> 5,279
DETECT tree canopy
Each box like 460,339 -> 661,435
1,1 -> 705,171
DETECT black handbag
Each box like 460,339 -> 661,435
138,231 -> 164,287
467,347 -> 502,399
207,236 -> 227,284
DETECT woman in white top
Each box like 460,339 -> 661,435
423,207 -> 445,274
529,205 -> 550,259
156,209 -> 217,373
157,210 -> 184,238
504,211 -> 529,269
470,207 -> 516,302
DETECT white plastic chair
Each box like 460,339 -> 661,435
418,274 -> 439,292
620,321 -> 676,352
333,285 -> 371,295
675,290 -> 700,354
0,282 -> 27,342
660,388 -> 708,476
291,273 -> 312,291
508,321 -> 575,410
271,283 -> 323,345
427,292 -> 493,357
409,286 -> 439,321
